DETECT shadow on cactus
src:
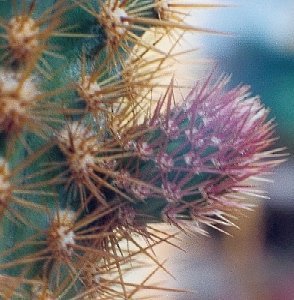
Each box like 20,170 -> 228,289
0,0 -> 286,299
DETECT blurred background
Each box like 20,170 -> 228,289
135,1 -> 294,299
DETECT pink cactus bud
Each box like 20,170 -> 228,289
127,74 -> 285,231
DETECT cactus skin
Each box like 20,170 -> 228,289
0,0 -> 284,299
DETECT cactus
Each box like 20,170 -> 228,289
0,1 -> 284,299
